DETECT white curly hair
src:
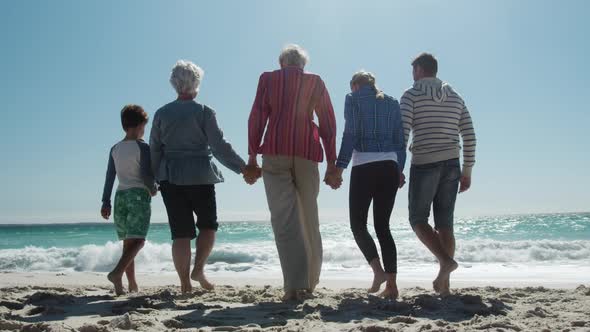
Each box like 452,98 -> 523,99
169,60 -> 204,95
278,44 -> 309,68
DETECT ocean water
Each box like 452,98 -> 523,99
0,213 -> 589,283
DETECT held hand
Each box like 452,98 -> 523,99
243,164 -> 262,185
100,206 -> 111,220
150,190 -> 158,197
459,176 -> 471,193
399,173 -> 406,189
323,173 -> 342,189
324,167 -> 343,190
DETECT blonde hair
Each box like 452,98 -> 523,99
350,70 -> 384,99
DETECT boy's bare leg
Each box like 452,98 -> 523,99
412,224 -> 458,294
368,258 -> 387,293
124,239 -> 139,293
436,228 -> 456,295
190,229 -> 215,290
172,238 -> 192,294
125,260 -> 138,292
108,239 -> 145,295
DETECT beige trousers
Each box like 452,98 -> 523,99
262,155 -> 323,292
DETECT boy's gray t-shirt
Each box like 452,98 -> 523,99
101,139 -> 156,208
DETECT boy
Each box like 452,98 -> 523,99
101,104 -> 157,295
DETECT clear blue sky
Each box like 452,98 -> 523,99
1,0 -> 588,223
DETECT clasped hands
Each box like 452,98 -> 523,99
324,164 -> 407,190
243,158 -> 262,185
324,164 -> 343,190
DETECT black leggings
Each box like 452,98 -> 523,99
349,160 -> 399,273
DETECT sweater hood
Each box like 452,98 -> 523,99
413,77 -> 455,103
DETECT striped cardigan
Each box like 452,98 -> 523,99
400,77 -> 476,176
248,66 -> 337,163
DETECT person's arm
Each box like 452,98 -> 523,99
400,92 -> 414,151
335,94 -> 355,169
204,106 -> 246,174
459,102 -> 476,192
315,79 -> 337,164
149,111 -> 162,183
392,98 -> 407,173
138,141 -> 157,194
399,92 -> 413,189
247,73 -> 271,166
100,148 -> 116,219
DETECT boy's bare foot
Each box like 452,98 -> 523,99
107,272 -> 125,296
190,270 -> 214,290
368,272 -> 387,293
433,259 -> 458,294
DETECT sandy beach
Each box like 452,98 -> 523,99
1,272 -> 589,332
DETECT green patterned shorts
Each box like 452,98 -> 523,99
113,188 -> 151,240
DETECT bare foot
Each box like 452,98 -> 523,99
180,281 -> 192,295
433,259 -> 458,294
379,286 -> 399,300
295,289 -> 314,301
282,290 -> 297,302
128,281 -> 139,293
191,270 -> 214,291
379,277 -> 399,300
107,272 -> 125,296
438,278 -> 452,297
368,272 -> 387,293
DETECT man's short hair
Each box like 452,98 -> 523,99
412,53 -> 438,76
121,104 -> 148,130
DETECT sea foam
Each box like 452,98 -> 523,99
1,238 -> 588,273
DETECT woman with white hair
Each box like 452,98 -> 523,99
248,44 -> 338,301
150,60 -> 259,293
333,71 -> 407,299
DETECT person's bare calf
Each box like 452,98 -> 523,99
412,223 -> 458,295
435,227 -> 456,295
125,259 -> 138,293
108,239 -> 145,296
172,238 -> 193,294
190,229 -> 216,290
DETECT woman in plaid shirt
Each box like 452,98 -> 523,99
334,71 -> 406,299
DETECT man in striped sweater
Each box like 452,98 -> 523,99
400,53 -> 477,295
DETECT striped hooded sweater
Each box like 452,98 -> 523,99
400,77 -> 476,177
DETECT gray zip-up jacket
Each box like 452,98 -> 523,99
149,99 -> 246,185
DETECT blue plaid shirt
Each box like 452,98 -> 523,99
336,86 -> 406,170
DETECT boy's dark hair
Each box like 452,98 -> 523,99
120,104 -> 148,130
412,53 -> 438,76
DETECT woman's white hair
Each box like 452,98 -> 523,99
279,44 -> 309,68
169,60 -> 204,95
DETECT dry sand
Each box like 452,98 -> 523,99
0,272 -> 589,332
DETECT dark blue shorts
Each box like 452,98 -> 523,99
409,158 -> 461,230
160,181 -> 218,240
